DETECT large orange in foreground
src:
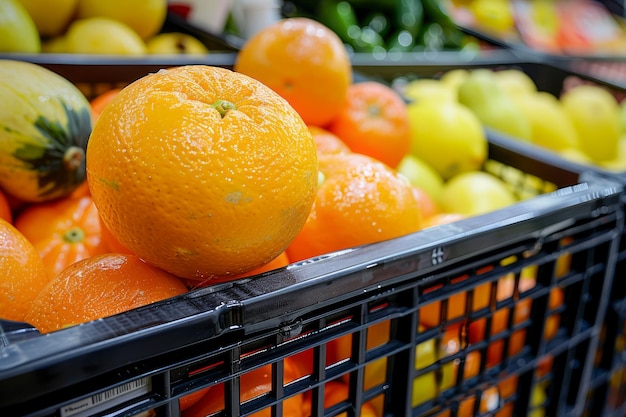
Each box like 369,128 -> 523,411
24,253 -> 188,333
234,17 -> 352,127
86,65 -> 318,281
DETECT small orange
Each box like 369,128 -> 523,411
86,65 -> 318,281
286,152 -> 423,262
90,87 -> 122,121
179,387 -> 212,412
0,188 -> 12,223
234,17 -> 352,127
183,358 -> 305,417
15,195 -> 110,278
308,125 -> 351,156
312,380 -> 379,417
24,253 -> 188,333
0,218 -> 50,322
327,81 -> 411,168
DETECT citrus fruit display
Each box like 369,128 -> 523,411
0,59 -> 92,202
234,17 -> 352,127
326,81 -> 412,168
24,253 -> 188,334
286,152 -> 424,263
15,194 -> 109,278
86,65 -> 318,281
0,217 -> 50,322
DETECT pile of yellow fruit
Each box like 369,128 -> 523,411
398,67 -> 626,171
0,0 -> 209,55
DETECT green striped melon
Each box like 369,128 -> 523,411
0,59 -> 92,202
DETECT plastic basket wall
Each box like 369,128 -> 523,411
0,56 -> 624,417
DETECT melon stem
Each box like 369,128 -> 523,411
63,146 -> 85,172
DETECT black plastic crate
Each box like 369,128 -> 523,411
0,55 -> 624,417
0,169 -> 621,417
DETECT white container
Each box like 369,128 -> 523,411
168,0 -> 234,34
232,0 -> 282,38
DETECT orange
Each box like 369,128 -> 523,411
286,152 -> 424,262
0,218 -> 49,322
24,253 -> 188,333
86,65 -> 318,281
327,81 -> 411,168
309,380 -> 378,417
234,17 -> 352,127
15,195 -> 110,278
90,87 -> 122,121
0,188 -> 12,223
179,387 -> 212,412
411,187 -> 440,220
308,125 -> 351,156
98,214 -> 133,254
183,358 -> 305,417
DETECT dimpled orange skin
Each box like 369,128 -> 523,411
234,18 -> 352,127
0,218 -> 50,322
86,65 -> 318,281
24,253 -> 188,334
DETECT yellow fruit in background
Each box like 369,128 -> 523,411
408,100 -> 488,180
42,36 -> 67,53
403,79 -> 457,104
77,0 -> 166,40
65,17 -> 147,55
458,69 -> 533,141
599,135 -> 626,171
441,171 -> 517,216
0,0 -> 41,53
561,84 -> 620,163
494,68 -> 538,98
146,33 -> 209,55
558,147 -> 593,165
397,154 -> 445,205
439,68 -> 470,93
470,0 -> 515,33
18,0 -> 79,37
514,91 -> 579,151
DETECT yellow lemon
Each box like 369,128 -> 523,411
514,91 -> 579,151
441,171 -> 517,216
397,154 -> 445,205
77,0 -> 166,40
65,17 -> 147,55
403,78 -> 457,104
408,100 -> 487,180
18,0 -> 78,37
561,84 -> 620,163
